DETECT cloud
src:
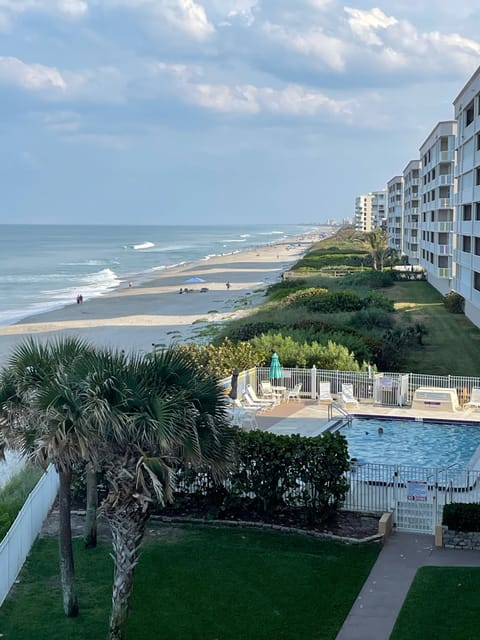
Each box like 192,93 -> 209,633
345,7 -> 398,46
0,56 -> 67,91
107,0 -> 214,40
184,81 -> 356,120
0,0 -> 88,27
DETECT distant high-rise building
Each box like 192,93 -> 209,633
419,121 -> 456,295
403,160 -> 421,265
387,176 -> 404,255
354,190 -> 387,232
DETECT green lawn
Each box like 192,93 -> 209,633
0,525 -> 379,640
391,566 -> 480,640
385,281 -> 480,375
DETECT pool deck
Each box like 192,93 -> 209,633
256,398 -> 480,436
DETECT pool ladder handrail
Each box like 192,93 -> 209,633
328,402 -> 353,427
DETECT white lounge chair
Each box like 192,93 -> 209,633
246,384 -> 277,408
241,393 -> 272,412
228,400 -> 258,430
286,383 -> 302,402
318,382 -> 334,403
260,380 -> 284,401
341,383 -> 358,406
465,388 -> 480,409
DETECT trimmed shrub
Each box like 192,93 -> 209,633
443,503 -> 480,532
168,429 -> 350,524
343,270 -> 395,289
444,291 -> 465,314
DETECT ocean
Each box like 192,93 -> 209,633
0,224 -> 322,326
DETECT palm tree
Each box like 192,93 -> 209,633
0,336 -> 97,617
83,348 -> 233,640
365,229 -> 391,271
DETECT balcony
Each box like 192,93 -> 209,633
436,267 -> 452,279
438,174 -> 453,185
438,244 -> 451,255
439,150 -> 454,162
438,198 -> 452,208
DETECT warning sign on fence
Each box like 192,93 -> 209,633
407,480 -> 428,502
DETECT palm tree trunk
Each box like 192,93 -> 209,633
106,506 -> 149,640
84,464 -> 98,548
58,469 -> 79,617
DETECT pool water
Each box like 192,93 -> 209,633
339,418 -> 480,469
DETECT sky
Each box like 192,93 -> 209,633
1,1 -> 480,225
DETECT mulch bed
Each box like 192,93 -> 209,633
157,502 -> 380,540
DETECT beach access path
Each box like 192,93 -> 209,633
0,236 -> 315,366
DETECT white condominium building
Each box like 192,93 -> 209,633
354,190 -> 387,232
372,190 -> 387,230
387,176 -> 404,255
419,121 -> 457,295
403,160 -> 421,265
454,69 -> 480,326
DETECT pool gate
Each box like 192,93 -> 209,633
343,462 -> 480,533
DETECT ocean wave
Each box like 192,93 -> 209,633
258,231 -> 285,236
222,239 -> 246,243
240,234 -> 251,238
61,259 -> 113,266
132,241 -> 155,250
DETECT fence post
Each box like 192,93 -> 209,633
311,365 -> 316,399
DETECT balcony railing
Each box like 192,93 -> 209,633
438,174 -> 453,185
438,244 -> 451,255
439,150 -> 454,162
436,267 -> 451,278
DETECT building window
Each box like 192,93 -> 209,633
463,236 -> 472,252
476,203 -> 480,220
474,272 -> 480,292
476,168 -> 480,186
440,137 -> 448,151
477,133 -> 480,151
464,204 -> 472,220
466,101 -> 475,127
475,237 -> 480,256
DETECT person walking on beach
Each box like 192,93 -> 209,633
226,281 -> 231,289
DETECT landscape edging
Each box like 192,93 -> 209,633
149,514 -> 384,545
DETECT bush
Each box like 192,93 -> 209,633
176,338 -> 262,378
444,291 -> 465,314
0,464 -> 43,541
0,509 -> 11,539
443,503 -> 480,532
343,270 -> 395,289
251,333 -> 360,370
349,309 -> 395,331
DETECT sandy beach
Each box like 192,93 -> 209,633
0,234 -> 319,365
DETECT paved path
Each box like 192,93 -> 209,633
336,532 -> 480,640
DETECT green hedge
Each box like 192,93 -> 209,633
443,503 -> 480,532
174,429 -> 350,524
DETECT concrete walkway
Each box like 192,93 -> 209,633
336,532 -> 480,640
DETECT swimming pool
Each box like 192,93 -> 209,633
338,417 -> 480,469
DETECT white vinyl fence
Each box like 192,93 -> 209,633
0,465 -> 59,606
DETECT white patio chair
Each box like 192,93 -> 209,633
341,383 -> 358,406
228,400 -> 258,430
464,388 -> 480,409
241,392 -> 272,412
318,382 -> 334,403
260,380 -> 284,400
246,384 -> 277,408
286,383 -> 302,403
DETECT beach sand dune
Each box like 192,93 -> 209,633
0,238 -> 315,365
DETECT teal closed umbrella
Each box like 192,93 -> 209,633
269,352 -> 283,383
